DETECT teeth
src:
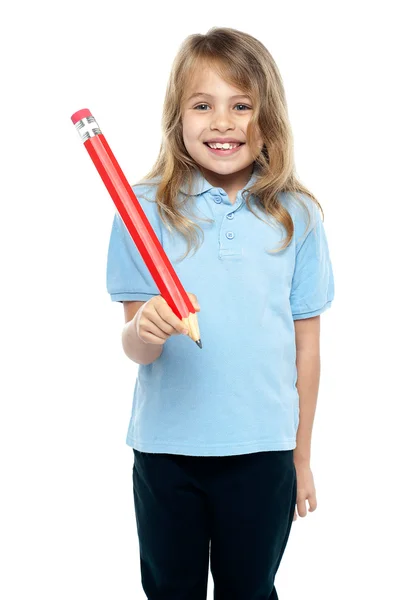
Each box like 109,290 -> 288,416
208,142 -> 240,149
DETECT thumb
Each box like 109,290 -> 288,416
188,293 -> 201,311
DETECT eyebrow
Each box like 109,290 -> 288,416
187,92 -> 250,101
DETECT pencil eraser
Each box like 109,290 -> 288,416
71,109 -> 92,124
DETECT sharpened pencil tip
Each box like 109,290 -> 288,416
195,339 -> 202,349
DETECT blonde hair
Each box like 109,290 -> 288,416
134,26 -> 324,261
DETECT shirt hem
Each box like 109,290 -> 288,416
110,292 -> 157,302
127,437 -> 297,456
292,299 -> 333,320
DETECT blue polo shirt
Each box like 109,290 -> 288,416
106,164 -> 335,456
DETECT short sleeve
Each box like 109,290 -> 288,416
106,187 -> 161,303
290,203 -> 335,320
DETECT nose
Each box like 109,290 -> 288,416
210,105 -> 235,130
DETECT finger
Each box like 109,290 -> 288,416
154,302 -> 189,335
139,303 -> 181,340
141,315 -> 183,340
137,317 -> 169,342
308,494 -> 317,512
186,292 -> 201,311
138,329 -> 167,345
296,496 -> 307,518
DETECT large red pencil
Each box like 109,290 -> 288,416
71,108 -> 201,349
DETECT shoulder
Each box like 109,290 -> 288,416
278,190 -> 320,237
131,179 -> 160,211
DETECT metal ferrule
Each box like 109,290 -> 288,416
74,115 -> 102,142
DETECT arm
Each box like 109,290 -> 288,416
293,315 -> 321,466
122,301 -> 164,366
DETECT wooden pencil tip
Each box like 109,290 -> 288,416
195,339 -> 202,349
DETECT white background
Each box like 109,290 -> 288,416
1,1 -> 398,598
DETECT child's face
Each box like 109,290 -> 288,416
181,67 -> 263,180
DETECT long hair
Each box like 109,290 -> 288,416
134,26 -> 324,262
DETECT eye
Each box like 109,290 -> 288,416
193,103 -> 251,111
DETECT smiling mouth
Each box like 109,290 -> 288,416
204,142 -> 245,147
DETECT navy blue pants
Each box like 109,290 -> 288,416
132,449 -> 297,600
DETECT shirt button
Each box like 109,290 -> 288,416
214,197 -> 222,203
226,231 -> 235,239
227,213 -> 234,219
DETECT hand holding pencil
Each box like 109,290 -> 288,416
136,293 -> 201,345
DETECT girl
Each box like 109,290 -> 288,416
106,27 -> 335,600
